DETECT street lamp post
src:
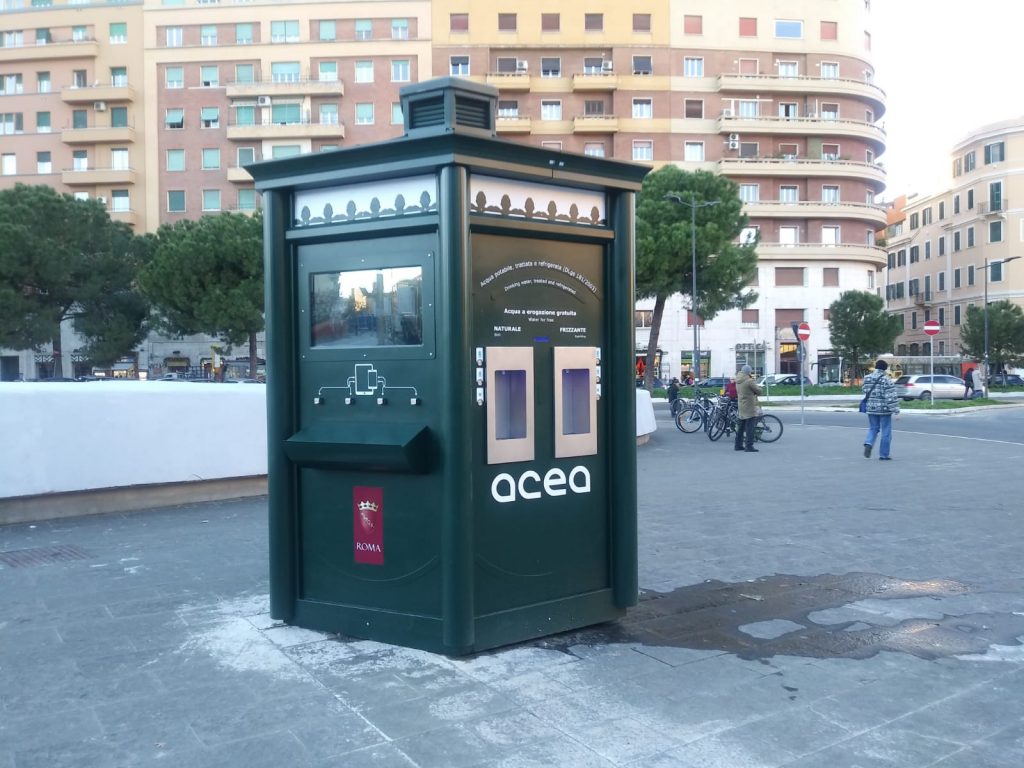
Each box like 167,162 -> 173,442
665,193 -> 719,399
982,255 -> 1021,398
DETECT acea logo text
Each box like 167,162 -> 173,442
490,465 -> 591,503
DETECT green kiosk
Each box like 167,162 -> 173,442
249,78 -> 648,655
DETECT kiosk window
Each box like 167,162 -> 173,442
561,369 -> 591,435
494,370 -> 527,440
310,266 -> 422,347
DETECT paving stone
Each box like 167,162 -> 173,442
782,726 -> 964,768
4,413 -> 1024,766
738,619 -> 806,639
308,741 -> 419,768
361,682 -> 518,740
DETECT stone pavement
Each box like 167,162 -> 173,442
2,409 -> 1024,768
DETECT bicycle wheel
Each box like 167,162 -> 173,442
670,399 -> 683,417
675,406 -> 704,433
755,414 -> 783,443
707,412 -> 727,441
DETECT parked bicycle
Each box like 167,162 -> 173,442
674,387 -> 718,433
706,397 -> 783,443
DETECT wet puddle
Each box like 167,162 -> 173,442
534,572 -> 1024,661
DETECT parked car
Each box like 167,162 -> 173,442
988,373 -> 1024,387
158,372 -> 190,381
697,377 -> 732,392
635,376 -> 666,389
758,374 -> 812,387
894,374 -> 966,401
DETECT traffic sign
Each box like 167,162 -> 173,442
923,320 -> 941,336
796,322 -> 811,341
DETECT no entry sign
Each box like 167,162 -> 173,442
923,319 -> 941,336
796,322 -> 811,341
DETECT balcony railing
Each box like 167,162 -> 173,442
717,156 -> 887,184
225,77 -> 345,98
718,115 -> 886,150
977,200 -> 1007,216
717,73 -> 886,114
912,291 -> 933,306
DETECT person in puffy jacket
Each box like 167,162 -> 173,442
862,359 -> 901,460
733,365 -> 763,452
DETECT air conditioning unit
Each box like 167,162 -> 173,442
93,101 -> 106,112
727,141 -> 739,150
601,60 -> 614,72
728,133 -> 739,142
515,60 -> 528,73
256,96 -> 272,106
721,108 -> 734,118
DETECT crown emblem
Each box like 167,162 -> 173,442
358,500 -> 379,513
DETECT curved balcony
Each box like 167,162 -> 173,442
61,167 -> 137,186
718,74 -> 886,118
718,157 -> 886,187
62,84 -> 136,105
496,115 -> 532,134
572,115 -> 619,133
109,209 -> 138,228
226,120 -> 345,141
718,116 -> 886,152
485,72 -> 531,91
61,126 -> 135,144
0,39 -> 98,63
227,166 -> 254,183
572,72 -> 618,91
743,201 -> 887,227
755,242 -> 887,266
226,79 -> 345,99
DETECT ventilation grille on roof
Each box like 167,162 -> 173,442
408,96 -> 445,130
455,97 -> 491,130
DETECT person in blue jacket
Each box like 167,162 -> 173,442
862,359 -> 901,460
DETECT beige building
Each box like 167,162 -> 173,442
884,116 -> 1024,371
432,0 -> 887,379
1,0 -> 885,380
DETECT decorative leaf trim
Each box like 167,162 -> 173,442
470,190 -> 604,226
295,189 -> 437,227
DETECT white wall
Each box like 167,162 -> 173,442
1,382 -> 655,500
0,382 -> 268,499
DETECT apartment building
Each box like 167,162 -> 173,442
0,1 -> 148,226
1,0 -> 885,380
884,116 -> 1024,366
432,0 -> 887,379
141,0 -> 432,228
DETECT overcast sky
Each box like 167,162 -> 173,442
871,0 -> 1024,199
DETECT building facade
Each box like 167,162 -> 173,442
1,0 -> 885,380
884,117 -> 1024,373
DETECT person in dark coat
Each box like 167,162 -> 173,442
963,368 -> 976,399
667,378 -> 681,413
733,365 -> 763,452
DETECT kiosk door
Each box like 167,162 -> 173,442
285,233 -> 443,617
471,233 -> 609,614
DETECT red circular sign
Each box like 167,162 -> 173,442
797,322 -> 811,341
923,320 -> 941,336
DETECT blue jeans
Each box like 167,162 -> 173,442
865,413 -> 893,458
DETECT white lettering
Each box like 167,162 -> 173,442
355,543 -> 383,552
569,466 -> 591,493
518,470 -> 542,500
543,468 -> 567,496
491,465 -> 591,503
491,473 -> 516,503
